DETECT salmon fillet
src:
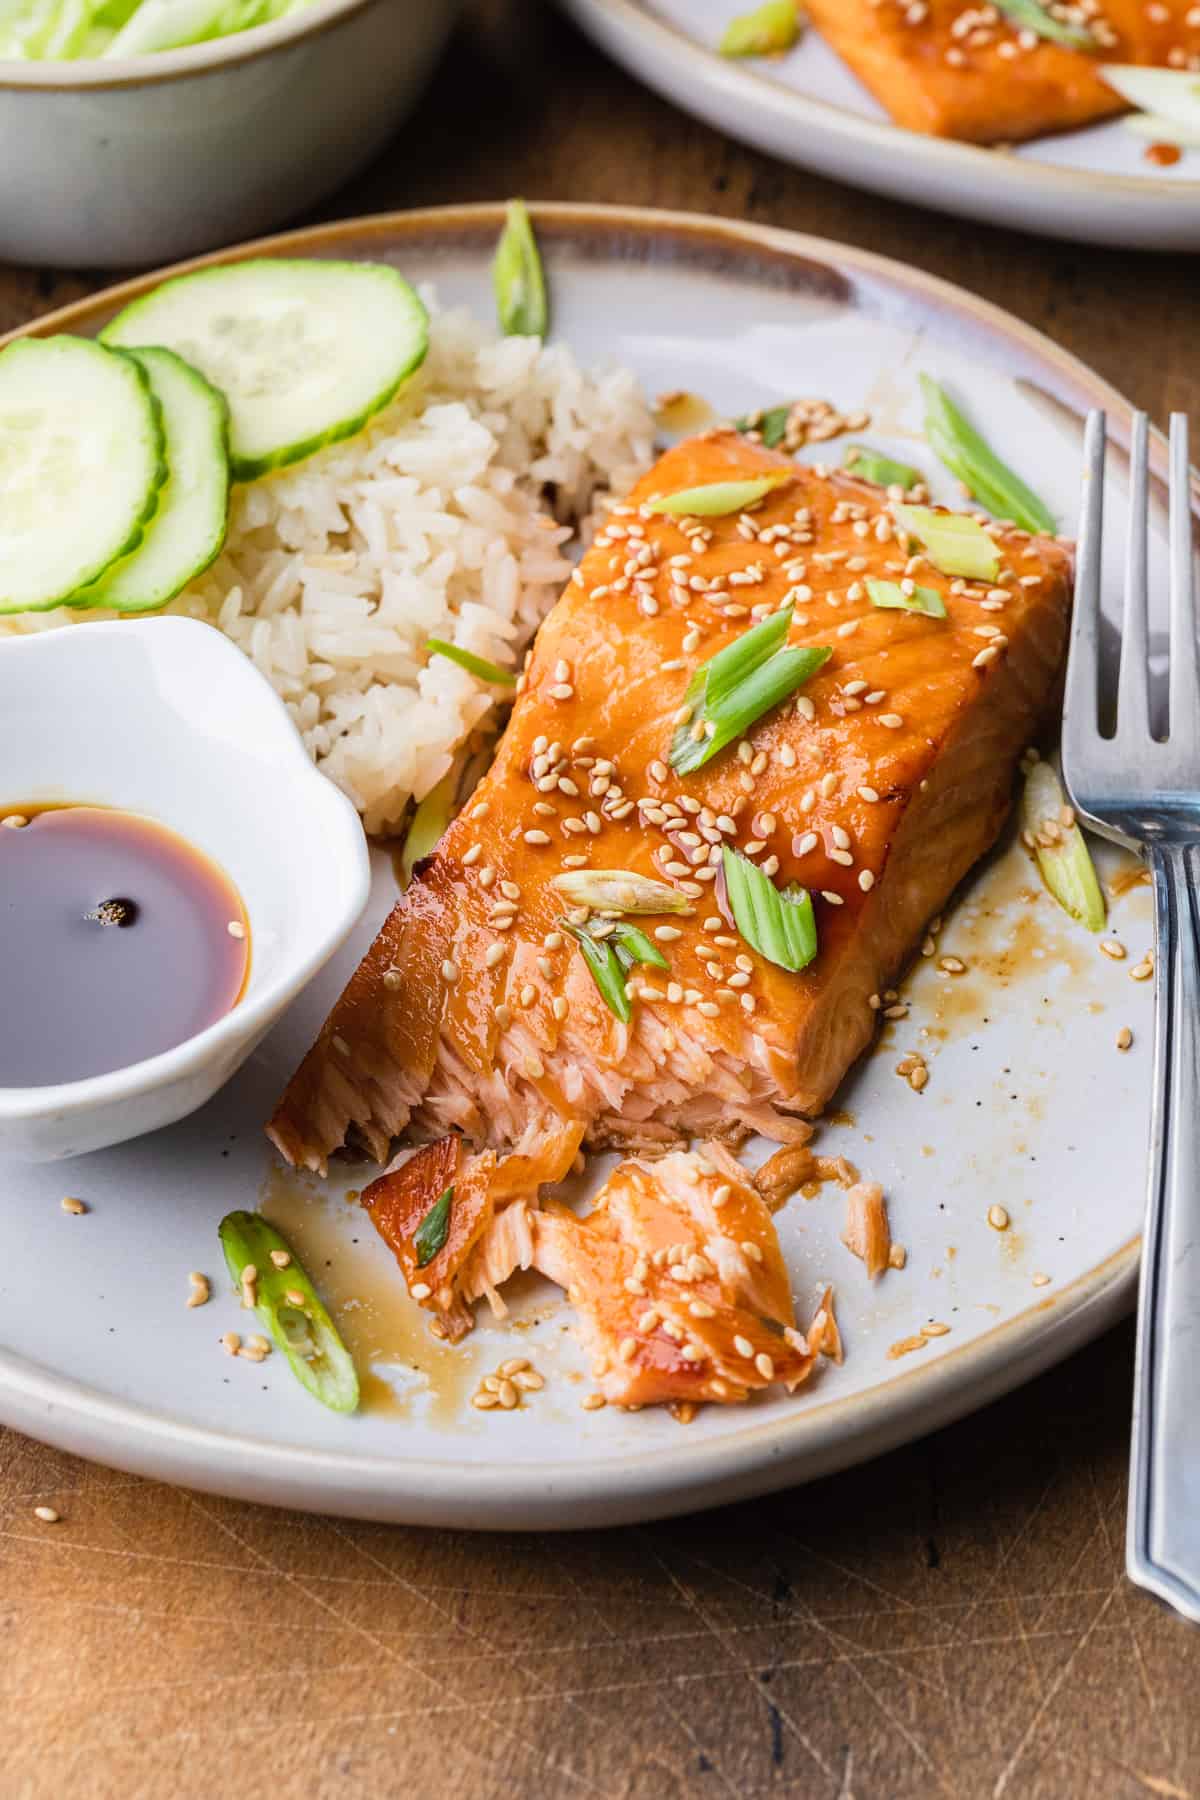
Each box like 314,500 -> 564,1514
808,0 -> 1200,143
269,427 -> 1071,1181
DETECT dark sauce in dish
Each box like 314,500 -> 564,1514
0,805 -> 249,1087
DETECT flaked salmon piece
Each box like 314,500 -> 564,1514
268,428 -> 1072,1177
361,1122 -> 583,1342
531,1143 -> 815,1407
808,0 -> 1200,143
840,1181 -> 892,1280
807,1286 -> 843,1364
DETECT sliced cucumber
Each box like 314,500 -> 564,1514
73,347 -> 230,614
0,335 -> 165,616
101,258 -> 429,482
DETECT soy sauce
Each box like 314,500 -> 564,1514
0,805 -> 249,1087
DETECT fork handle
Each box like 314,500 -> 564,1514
1128,842 -> 1200,1622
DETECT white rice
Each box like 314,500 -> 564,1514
5,291 -> 655,835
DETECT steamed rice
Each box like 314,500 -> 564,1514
5,292 -> 655,836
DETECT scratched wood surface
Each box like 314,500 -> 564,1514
3,5 -> 1200,1795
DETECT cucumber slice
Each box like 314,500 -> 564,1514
101,258 -> 429,482
74,347 -> 230,614
0,335 -> 165,616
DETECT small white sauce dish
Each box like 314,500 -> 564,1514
0,617 -> 370,1162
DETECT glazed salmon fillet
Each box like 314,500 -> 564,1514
268,426 -> 1072,1183
808,0 -> 1200,142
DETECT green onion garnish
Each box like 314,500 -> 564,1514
996,0 -> 1093,48
1021,761 -> 1106,932
866,578 -> 947,620
426,639 -> 517,685
551,870 -> 694,914
843,445 -> 920,490
563,918 -> 668,1020
734,404 -> 791,448
414,1186 -> 454,1267
891,503 -> 1000,581
721,847 -> 817,973
719,0 -> 801,57
493,198 -> 548,339
1101,66 -> 1200,145
218,1212 -> 359,1414
400,770 -> 456,887
669,605 -> 830,775
646,472 -> 792,518
920,375 -> 1055,536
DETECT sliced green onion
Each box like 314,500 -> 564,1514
719,0 -> 800,56
426,639 -> 517,686
995,0 -> 1093,47
400,770 -> 456,887
734,404 -> 791,449
721,847 -> 817,972
866,577 -> 947,620
414,1186 -> 453,1267
1102,66 -> 1200,144
843,445 -> 921,490
1021,761 -> 1106,933
218,1212 -> 359,1414
563,921 -> 632,1021
891,503 -> 1000,581
704,602 -> 795,712
608,921 -> 669,970
920,374 -> 1055,536
672,644 -> 830,774
646,473 -> 792,518
551,870 -> 694,914
493,199 -> 548,339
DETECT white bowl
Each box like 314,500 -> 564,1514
0,0 -> 461,268
0,618 -> 370,1161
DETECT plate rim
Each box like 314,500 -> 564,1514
0,200 -> 1149,1526
558,0 -> 1200,209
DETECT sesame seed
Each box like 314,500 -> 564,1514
754,1352 -> 775,1380
1116,1026 -> 1133,1051
733,1335 -> 755,1359
988,1204 -> 1009,1231
220,1332 -> 241,1356
582,1393 -> 607,1411
270,1249 -> 291,1269
878,713 -> 904,729
858,870 -> 875,892
1032,1272 -> 1051,1288
441,960 -> 459,984
227,919 -> 246,939
60,1195 -> 86,1215
1130,960 -> 1154,982
1100,940 -> 1126,961
410,1282 -> 432,1301
523,829 -> 551,846
34,1506 -> 60,1523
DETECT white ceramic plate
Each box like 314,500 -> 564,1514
560,0 -> 1200,250
0,204 -> 1175,1529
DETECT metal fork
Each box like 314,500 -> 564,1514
1063,408 -> 1200,1624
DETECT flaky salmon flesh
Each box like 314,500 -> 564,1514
365,1138 -> 840,1404
270,427 -> 1071,1180
807,1 -> 1200,144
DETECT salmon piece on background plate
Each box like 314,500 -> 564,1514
806,0 -> 1200,143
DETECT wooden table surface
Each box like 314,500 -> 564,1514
3,6 -> 1199,1795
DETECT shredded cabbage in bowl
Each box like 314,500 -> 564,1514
0,0 -> 318,59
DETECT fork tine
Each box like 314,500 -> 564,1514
1167,413 -> 1198,752
1062,410 -> 1106,786
1117,413 -> 1152,742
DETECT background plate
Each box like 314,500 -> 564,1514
560,0 -> 1200,250
0,204 -> 1174,1528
